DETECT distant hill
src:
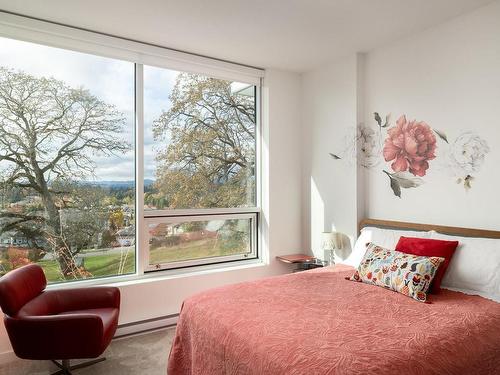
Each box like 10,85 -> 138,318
83,179 -> 154,189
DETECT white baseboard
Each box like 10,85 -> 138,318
115,313 -> 179,338
0,313 -> 179,365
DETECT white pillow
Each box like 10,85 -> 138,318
341,226 -> 431,267
430,231 -> 500,302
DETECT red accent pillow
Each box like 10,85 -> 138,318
395,237 -> 458,294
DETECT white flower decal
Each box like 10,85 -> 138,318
357,124 -> 380,168
448,132 -> 489,189
329,124 -> 381,168
449,132 -> 489,173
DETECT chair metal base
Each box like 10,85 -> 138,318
50,358 -> 106,375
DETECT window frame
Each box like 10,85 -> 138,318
144,212 -> 258,272
0,11 -> 264,284
139,71 -> 261,272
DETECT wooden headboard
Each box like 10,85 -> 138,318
359,218 -> 500,239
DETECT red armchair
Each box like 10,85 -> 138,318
0,264 -> 120,374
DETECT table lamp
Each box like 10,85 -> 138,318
321,232 -> 337,266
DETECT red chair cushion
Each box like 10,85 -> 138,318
5,308 -> 120,359
59,307 -> 119,354
0,264 -> 47,316
396,236 -> 459,293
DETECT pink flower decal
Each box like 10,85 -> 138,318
383,115 -> 437,177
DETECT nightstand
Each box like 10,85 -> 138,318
276,254 -> 325,272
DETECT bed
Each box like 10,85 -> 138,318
167,220 -> 500,375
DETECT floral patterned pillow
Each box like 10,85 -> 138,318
348,243 -> 445,302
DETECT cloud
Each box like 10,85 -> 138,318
0,37 -> 135,110
0,36 -> 178,181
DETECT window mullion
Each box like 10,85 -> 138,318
135,63 -> 146,276
144,207 -> 260,218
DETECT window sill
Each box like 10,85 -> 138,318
45,258 -> 267,290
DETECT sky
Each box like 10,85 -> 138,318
0,36 -> 177,181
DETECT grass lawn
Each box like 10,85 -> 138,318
149,238 -> 247,264
30,238 -> 244,283
39,250 -> 135,283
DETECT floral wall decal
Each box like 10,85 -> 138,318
358,124 -> 381,168
329,112 -> 490,197
383,115 -> 436,177
448,132 -> 490,190
329,123 -> 381,168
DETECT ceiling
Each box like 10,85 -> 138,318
0,0 -> 494,72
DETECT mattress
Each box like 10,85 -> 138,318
167,265 -> 500,375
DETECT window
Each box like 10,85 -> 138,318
0,15 -> 262,283
147,215 -> 256,270
0,37 -> 136,283
143,66 -> 259,270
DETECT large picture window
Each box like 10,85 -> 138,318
0,18 -> 261,283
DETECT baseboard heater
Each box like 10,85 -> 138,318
115,313 -> 179,338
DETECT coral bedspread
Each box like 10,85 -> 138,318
167,265 -> 500,375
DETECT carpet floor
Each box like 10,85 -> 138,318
0,327 -> 176,375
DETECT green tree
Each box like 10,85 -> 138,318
58,183 -> 107,252
0,68 -> 129,278
109,209 -> 125,231
153,73 -> 256,209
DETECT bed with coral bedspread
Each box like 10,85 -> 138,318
167,265 -> 500,375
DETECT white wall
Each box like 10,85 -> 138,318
0,68 -> 303,359
301,54 -> 361,258
301,0 -> 500,257
364,0 -> 500,229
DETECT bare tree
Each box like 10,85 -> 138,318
0,67 -> 129,277
153,73 -> 256,208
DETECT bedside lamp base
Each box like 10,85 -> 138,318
324,249 -> 335,266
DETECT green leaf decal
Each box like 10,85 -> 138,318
434,129 -> 449,143
390,171 -> 424,188
383,170 -> 423,198
464,175 -> 473,190
390,175 -> 401,198
382,113 -> 391,128
384,170 -> 401,198
374,112 -> 382,127
329,153 -> 341,160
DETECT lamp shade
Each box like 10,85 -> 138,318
321,232 -> 336,251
